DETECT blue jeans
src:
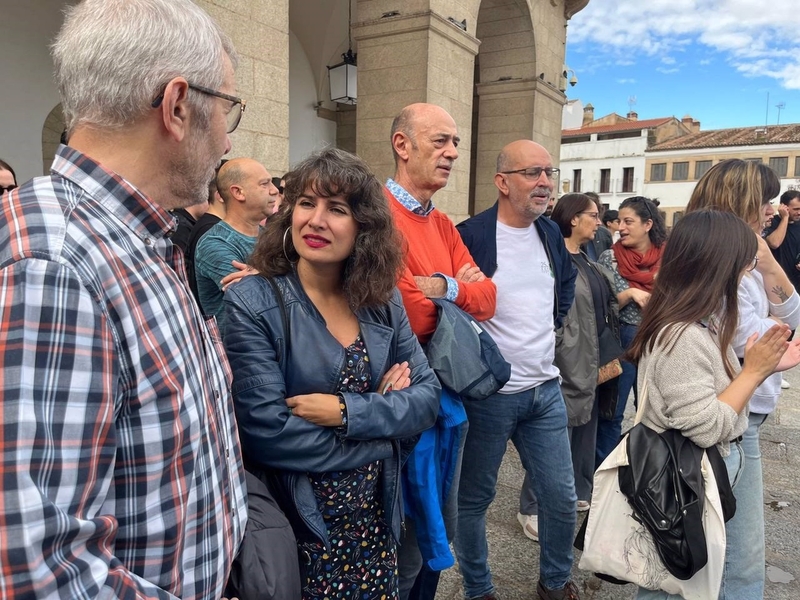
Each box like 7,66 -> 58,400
720,412 -> 766,599
455,379 -> 577,597
519,397 -> 598,513
595,322 -> 638,467
636,427 -> 761,600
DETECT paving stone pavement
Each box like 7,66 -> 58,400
434,366 -> 800,599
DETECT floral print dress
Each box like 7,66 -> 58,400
300,333 -> 398,599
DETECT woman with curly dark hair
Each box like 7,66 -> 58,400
596,196 -> 667,465
223,147 -> 440,599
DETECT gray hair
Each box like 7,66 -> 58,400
496,150 -> 510,174
390,107 -> 417,165
52,0 -> 238,133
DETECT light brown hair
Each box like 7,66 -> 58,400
687,159 -> 780,225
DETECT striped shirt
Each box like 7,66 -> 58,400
0,145 -> 247,599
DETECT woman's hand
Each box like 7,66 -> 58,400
619,287 -> 651,309
629,288 -> 651,308
286,393 -> 343,426
221,260 -> 258,291
776,338 -> 800,372
378,362 -> 411,394
742,324 -> 791,381
754,234 -> 781,276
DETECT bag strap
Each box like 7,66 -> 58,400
632,358 -> 651,426
262,275 -> 290,366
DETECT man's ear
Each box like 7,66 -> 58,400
158,78 -> 191,143
230,184 -> 246,202
392,132 -> 411,162
494,172 -> 508,195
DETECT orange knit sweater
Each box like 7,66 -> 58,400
387,189 -> 496,343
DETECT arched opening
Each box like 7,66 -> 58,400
288,0 -> 355,166
470,0 -> 537,215
41,104 -> 65,175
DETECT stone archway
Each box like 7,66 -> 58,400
470,0 -> 538,214
41,104 -> 65,175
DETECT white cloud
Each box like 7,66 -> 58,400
657,67 -> 679,74
568,0 -> 800,89
616,78 -> 637,84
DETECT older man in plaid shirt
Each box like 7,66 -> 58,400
0,1 -> 248,598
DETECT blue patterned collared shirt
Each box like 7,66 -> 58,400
386,178 -> 459,302
0,145 -> 247,599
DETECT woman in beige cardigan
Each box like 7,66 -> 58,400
627,209 -> 800,599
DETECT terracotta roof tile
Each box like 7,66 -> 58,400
648,124 -> 800,151
562,117 -> 673,137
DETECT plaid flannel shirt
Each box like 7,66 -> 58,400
0,145 -> 247,599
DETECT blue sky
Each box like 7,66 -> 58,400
564,0 -> 800,130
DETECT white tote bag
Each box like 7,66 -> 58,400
578,379 -> 728,600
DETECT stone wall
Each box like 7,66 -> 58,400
199,0 -> 291,176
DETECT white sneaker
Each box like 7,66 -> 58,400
517,512 -> 539,542
577,500 -> 590,512
781,379 -> 791,389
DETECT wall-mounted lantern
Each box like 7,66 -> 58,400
328,49 -> 357,105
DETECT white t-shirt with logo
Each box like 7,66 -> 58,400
481,220 -> 559,393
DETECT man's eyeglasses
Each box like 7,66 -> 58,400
499,167 -> 560,181
151,82 -> 246,134
0,184 -> 17,195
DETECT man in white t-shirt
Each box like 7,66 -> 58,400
455,140 -> 579,600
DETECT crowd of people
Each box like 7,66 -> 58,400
0,1 -> 797,600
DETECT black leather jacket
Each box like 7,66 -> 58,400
223,273 -> 440,547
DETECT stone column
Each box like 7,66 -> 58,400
353,9 -> 480,223
199,0 -> 290,176
472,77 -> 565,214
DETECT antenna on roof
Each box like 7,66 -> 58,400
765,92 -> 769,128
776,102 -> 786,125
628,95 -> 637,112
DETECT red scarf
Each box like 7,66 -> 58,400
613,240 -> 664,292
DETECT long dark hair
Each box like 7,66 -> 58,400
249,147 -> 403,310
627,210 -> 757,378
619,196 -> 667,247
551,193 -> 595,239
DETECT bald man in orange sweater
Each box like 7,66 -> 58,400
387,103 -> 496,600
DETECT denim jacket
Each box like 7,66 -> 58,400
223,273 -> 440,547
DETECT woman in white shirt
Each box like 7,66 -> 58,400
683,159 -> 800,599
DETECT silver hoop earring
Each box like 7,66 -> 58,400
283,226 -> 297,264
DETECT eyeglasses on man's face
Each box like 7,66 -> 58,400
0,184 -> 17,195
499,166 -> 560,181
151,82 -> 246,134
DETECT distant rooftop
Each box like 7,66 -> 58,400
649,123 -> 800,151
562,117 -> 673,138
